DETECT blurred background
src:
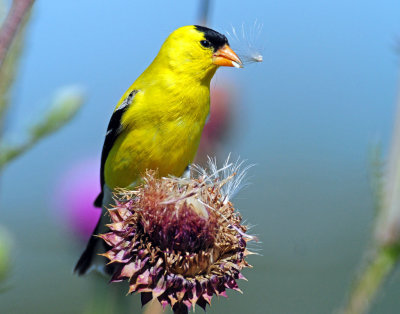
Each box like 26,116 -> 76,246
1,0 -> 400,313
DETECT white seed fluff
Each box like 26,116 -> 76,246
225,20 -> 264,65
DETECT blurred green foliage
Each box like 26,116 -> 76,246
0,0 -> 84,290
0,86 -> 85,168
0,226 -> 12,284
0,1 -> 84,169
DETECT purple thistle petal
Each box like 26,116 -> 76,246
136,269 -> 151,285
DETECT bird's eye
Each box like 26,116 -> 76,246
200,40 -> 211,48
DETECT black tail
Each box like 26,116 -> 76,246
74,220 -> 101,276
94,192 -> 103,208
75,188 -> 117,276
74,210 -> 115,276
74,192 -> 103,275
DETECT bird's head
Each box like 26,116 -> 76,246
154,25 -> 242,83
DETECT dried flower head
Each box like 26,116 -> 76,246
99,158 -> 256,313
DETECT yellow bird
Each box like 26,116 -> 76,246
75,25 -> 242,275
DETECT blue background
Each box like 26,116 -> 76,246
1,1 -> 400,313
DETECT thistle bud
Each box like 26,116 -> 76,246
99,159 -> 256,313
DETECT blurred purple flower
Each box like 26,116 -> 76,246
52,158 -> 101,241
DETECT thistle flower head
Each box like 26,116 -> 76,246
99,158 -> 256,313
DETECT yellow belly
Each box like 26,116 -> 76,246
104,119 -> 205,189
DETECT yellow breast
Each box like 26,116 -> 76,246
104,83 -> 210,189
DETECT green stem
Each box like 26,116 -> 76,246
0,140 -> 30,168
0,87 -> 84,169
343,246 -> 400,314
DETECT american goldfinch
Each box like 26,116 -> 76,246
74,25 -> 242,275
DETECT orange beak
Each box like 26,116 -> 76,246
212,44 -> 243,68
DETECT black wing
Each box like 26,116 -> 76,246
94,90 -> 138,207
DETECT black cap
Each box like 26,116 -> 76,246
194,25 -> 229,52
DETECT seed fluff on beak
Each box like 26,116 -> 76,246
98,157 -> 257,314
225,20 -> 264,65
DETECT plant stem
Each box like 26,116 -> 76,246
0,0 -> 34,68
342,74 -> 400,314
0,0 -> 33,134
143,299 -> 163,314
343,247 -> 400,314
198,0 -> 211,26
374,77 -> 400,247
0,86 -> 84,169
